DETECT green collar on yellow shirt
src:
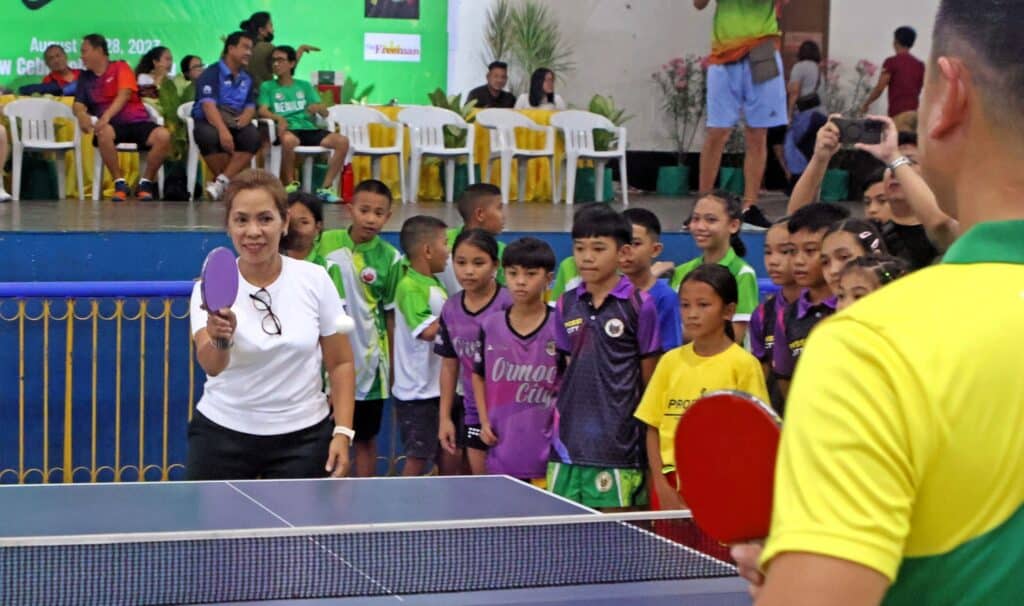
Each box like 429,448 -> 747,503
943,220 -> 1024,265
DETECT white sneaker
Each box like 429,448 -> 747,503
0,190 -> 11,202
205,180 -> 226,201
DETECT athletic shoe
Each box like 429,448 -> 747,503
316,187 -> 341,204
112,179 -> 130,202
136,180 -> 156,201
205,179 -> 226,201
741,204 -> 772,228
0,190 -> 11,202
285,181 -> 301,194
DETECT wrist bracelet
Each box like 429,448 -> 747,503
333,426 -> 355,440
888,156 -> 913,172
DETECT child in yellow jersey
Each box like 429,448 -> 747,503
635,263 -> 769,511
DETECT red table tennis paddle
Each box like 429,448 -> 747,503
200,247 -> 239,349
674,390 -> 782,544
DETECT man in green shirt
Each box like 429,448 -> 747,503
259,45 -> 349,203
695,0 -> 788,228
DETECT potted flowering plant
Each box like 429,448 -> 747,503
821,59 -> 879,201
652,55 -> 708,195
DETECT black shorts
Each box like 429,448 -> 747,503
293,129 -> 330,147
185,411 -> 333,481
93,121 -> 158,149
767,124 -> 788,146
352,399 -> 385,443
394,397 -> 440,460
465,424 -> 489,451
194,120 -> 261,156
450,395 -> 467,450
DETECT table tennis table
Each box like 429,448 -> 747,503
0,476 -> 749,605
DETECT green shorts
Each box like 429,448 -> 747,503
546,462 -> 647,508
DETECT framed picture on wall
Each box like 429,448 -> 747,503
365,0 -> 419,19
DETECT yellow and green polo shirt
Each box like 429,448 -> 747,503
761,220 -> 1024,604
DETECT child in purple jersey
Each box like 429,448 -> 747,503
435,229 -> 512,475
473,237 -> 559,483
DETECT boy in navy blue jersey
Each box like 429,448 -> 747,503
773,203 -> 849,402
621,208 -> 683,351
549,206 -> 661,509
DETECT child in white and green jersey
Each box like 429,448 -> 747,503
318,180 -> 401,477
393,215 -> 450,476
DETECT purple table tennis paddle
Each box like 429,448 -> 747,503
200,247 -> 239,349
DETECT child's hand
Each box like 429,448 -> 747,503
481,424 -> 498,446
438,418 -> 458,454
651,261 -> 675,279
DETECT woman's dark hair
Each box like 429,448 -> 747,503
824,218 -> 888,256
528,68 -> 555,108
279,192 -> 323,252
680,264 -> 739,340
273,45 -> 297,75
453,228 -> 500,263
797,40 -> 822,63
240,11 -> 272,38
180,55 -> 200,80
693,189 -> 747,257
840,254 -> 909,286
135,46 -> 169,76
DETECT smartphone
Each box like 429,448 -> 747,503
832,118 -> 885,145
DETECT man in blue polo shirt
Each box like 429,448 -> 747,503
192,31 -> 260,200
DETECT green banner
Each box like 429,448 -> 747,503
1,0 -> 447,103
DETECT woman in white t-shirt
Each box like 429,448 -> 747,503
514,68 -> 567,110
188,169 -> 356,480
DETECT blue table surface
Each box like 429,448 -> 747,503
0,476 -> 589,537
0,476 -> 749,605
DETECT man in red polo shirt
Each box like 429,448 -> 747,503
41,44 -> 80,93
860,26 -> 926,132
72,33 -> 171,202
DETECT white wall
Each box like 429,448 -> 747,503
830,0 -> 940,116
447,0 -> 941,151
447,0 -> 497,101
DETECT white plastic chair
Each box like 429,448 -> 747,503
263,118 -> 333,192
177,101 -> 200,201
91,104 -> 166,201
398,106 -> 475,204
3,98 -> 84,201
550,110 -> 629,206
327,105 -> 406,202
475,109 -> 556,204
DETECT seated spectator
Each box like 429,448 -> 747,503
514,68 -> 566,110
135,46 -> 173,100
0,124 -> 11,202
258,45 -> 350,203
191,31 -> 261,201
174,55 -> 203,97
239,11 -> 320,93
42,44 -> 80,94
73,33 -> 171,202
860,26 -> 926,132
466,61 -> 516,109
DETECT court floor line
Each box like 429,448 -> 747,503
225,481 -> 404,603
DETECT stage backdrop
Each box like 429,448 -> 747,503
1,0 -> 447,104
